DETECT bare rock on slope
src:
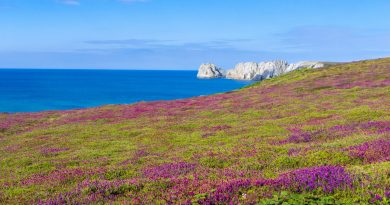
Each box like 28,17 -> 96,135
286,61 -> 327,72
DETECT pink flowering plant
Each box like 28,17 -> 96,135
1,59 -> 389,204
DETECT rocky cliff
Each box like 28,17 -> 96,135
196,63 -> 225,78
286,61 -> 327,73
226,60 -> 289,80
197,60 -> 331,80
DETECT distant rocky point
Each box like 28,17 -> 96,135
197,60 -> 334,81
197,63 -> 225,78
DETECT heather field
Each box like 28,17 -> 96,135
1,58 -> 389,204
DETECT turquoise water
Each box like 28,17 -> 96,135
0,69 -> 252,113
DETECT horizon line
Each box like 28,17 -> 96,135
0,67 -> 198,71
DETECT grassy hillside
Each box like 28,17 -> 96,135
1,58 -> 389,204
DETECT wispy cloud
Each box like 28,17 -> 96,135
2,34 -> 389,69
85,39 -> 169,47
119,0 -> 148,3
276,26 -> 390,53
0,46 -> 278,69
58,0 -> 148,6
84,38 -> 253,50
59,0 -> 80,6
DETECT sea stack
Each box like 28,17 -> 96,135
196,63 -> 225,78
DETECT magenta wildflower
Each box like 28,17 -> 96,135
41,147 -> 69,155
274,165 -> 353,193
143,162 -> 197,179
347,139 -> 390,163
197,179 -> 252,204
21,168 -> 105,186
369,192 -> 384,203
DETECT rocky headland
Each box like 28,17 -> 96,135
197,60 -> 333,80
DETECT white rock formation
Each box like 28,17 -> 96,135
286,61 -> 326,73
197,60 -> 330,81
197,63 -> 225,78
225,60 -> 289,80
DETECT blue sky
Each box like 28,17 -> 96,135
0,0 -> 389,69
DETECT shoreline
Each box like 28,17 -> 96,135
0,75 -> 253,114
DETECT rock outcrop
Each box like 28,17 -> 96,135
197,63 -> 225,78
286,61 -> 326,73
226,60 -> 289,80
197,60 -> 331,81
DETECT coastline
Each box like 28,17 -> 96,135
0,69 -> 252,113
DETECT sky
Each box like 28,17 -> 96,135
0,0 -> 390,70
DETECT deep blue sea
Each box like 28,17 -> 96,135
0,69 -> 252,113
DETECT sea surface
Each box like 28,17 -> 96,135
0,69 -> 252,113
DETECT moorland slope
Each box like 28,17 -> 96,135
0,58 -> 389,204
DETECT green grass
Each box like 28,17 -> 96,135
0,58 -> 389,204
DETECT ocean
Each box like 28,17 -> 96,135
0,69 -> 252,113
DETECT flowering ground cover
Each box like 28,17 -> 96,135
0,58 -> 389,204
